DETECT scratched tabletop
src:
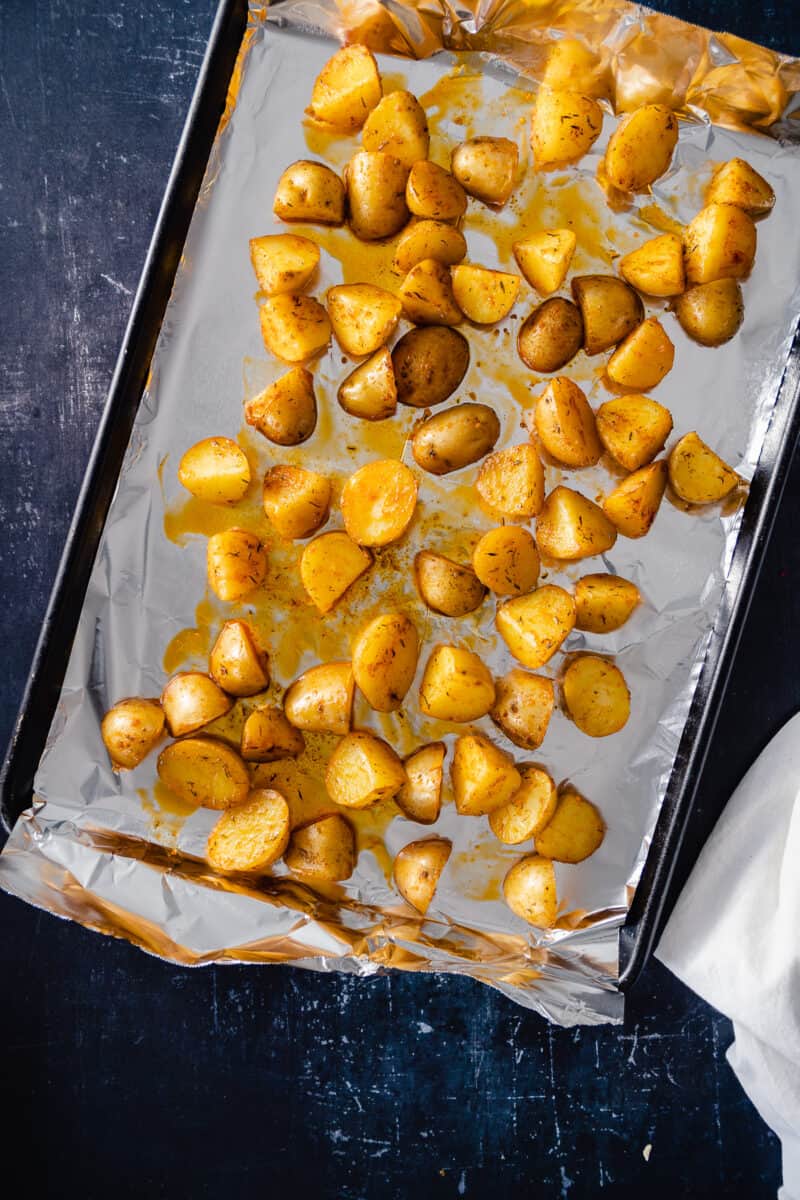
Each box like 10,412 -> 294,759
1,2 -> 799,1196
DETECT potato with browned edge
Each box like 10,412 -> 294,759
536,486 -> 617,561
606,318 -> 674,391
300,531 -> 373,614
452,733 -> 521,816
406,161 -> 467,221
706,158 -> 775,217
596,394 -> 673,471
503,854 -> 557,927
338,348 -> 397,421
399,259 -> 462,326
284,662 -> 354,736
273,160 -> 345,225
102,698 -> 165,770
604,104 -> 678,192
178,437 -> 251,504
341,460 -> 418,546
397,742 -> 446,824
393,220 -> 467,275
575,575 -> 641,634
518,298 -> 583,373
412,403 -> 500,476
476,444 -> 545,520
249,233 -> 320,296
394,838 -> 452,913
210,620 -> 270,697
563,655 -> 630,737
158,736 -> 251,809
618,233 -> 685,298
207,528 -> 267,603
535,788 -> 605,863
490,669 -> 554,750
207,789 -> 290,873
496,585 -> 576,669
472,526 -> 540,597
489,766 -> 557,844
307,44 -> 381,131
245,367 -> 317,445
451,136 -> 518,206
571,275 -> 643,355
259,295 -> 331,364
284,813 -> 356,881
603,461 -> 667,538
683,203 -> 757,285
362,90 -> 429,167
161,672 -> 231,737
451,264 -> 520,325
327,284 -> 402,357
674,279 -> 744,347
514,229 -> 576,297
326,731 -> 407,809
241,706 -> 305,763
419,644 -> 495,723
352,612 -> 419,712
534,377 -> 601,468
346,150 -> 409,241
414,551 -> 486,617
668,432 -> 739,505
262,464 -> 331,540
392,326 -> 470,409
531,88 -> 603,167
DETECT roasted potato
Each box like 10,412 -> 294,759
101,698 -> 165,770
326,730 -> 407,809
178,437 -> 251,504
667,432 -> 739,504
206,788 -> 290,873
541,38 -> 608,97
327,284 -> 402,357
535,788 -> 605,862
451,264 -> 520,325
245,366 -> 317,445
392,326 -> 470,408
475,444 -> 545,520
472,526 -> 540,597
273,160 -> 345,225
340,459 -> 418,546
489,766 -> 557,844
397,742 -> 446,824
209,620 -> 270,697
241,706 -> 305,763
706,157 -> 775,218
674,279 -> 744,347
262,464 -> 332,540
300,530 -> 373,613
259,295 -> 331,364
411,403 -> 500,475
207,528 -> 267,602
157,736 -> 250,809
307,44 -> 382,131
606,317 -> 675,390
618,232 -> 685,298
451,733 -> 521,816
451,137 -> 519,206
419,644 -> 496,723
393,219 -> 467,275
284,813 -> 356,881
571,275 -> 644,355
346,150 -> 409,240
490,669 -> 554,750
352,612 -> 419,712
683,203 -> 757,285
533,377 -> 601,468
338,348 -> 397,421
503,854 -> 557,927
284,661 -> 355,736
249,233 -> 320,296
563,655 -> 630,737
398,258 -> 462,326
513,229 -> 576,297
414,551 -> 486,617
603,461 -> 667,538
361,89 -> 429,167
603,104 -> 678,192
574,574 -> 641,633
406,161 -> 467,221
595,394 -> 673,471
161,672 -> 232,737
393,837 -> 452,913
495,585 -> 576,669
517,298 -> 583,373
535,486 -> 617,561
530,87 -> 603,167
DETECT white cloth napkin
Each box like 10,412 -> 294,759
656,711 -> 800,1199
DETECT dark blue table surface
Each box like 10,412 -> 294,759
1,3 -> 798,1197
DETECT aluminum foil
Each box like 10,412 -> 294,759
2,0 -> 800,1026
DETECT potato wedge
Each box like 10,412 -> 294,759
618,233 -> 685,298
207,528 -> 267,602
352,612 -> 419,712
284,661 -> 355,736
667,432 -> 739,504
595,394 -> 673,471
101,698 -> 165,770
530,87 -> 603,167
571,275 -> 644,355
604,104 -> 678,192
338,347 -> 397,421
674,279 -> 744,347
327,284 -> 402,357
393,219 -> 467,275
606,317 -> 674,390
535,788 -> 605,862
563,655 -> 630,737
452,733 -> 521,816
161,672 -> 232,737
517,298 -> 583,373
326,731 -> 406,809
341,459 -> 418,546
415,551 -> 486,617
245,366 -> 317,445
542,38 -> 608,97
398,258 -> 462,326
206,788 -> 290,873
495,585 -> 576,669
259,295 -> 331,364
273,160 -> 345,225
157,736 -> 250,809
393,837 -> 452,913
603,461 -> 667,538
392,326 -> 470,409
451,264 -> 520,325
178,437 -> 251,504
706,157 -> 775,218
284,813 -> 356,881
209,620 -> 270,697
503,854 -> 557,927
300,530 -> 373,613
397,742 -> 446,824
574,574 -> 641,633
307,44 -> 382,131
411,403 -> 500,475
451,137 -> 519,206
489,766 -> 557,844
533,377 -> 601,468
241,706 -> 305,763
249,233 -> 320,296
472,526 -> 540,597
683,203 -> 757,285
362,90 -> 429,168
513,229 -> 576,297
535,486 -> 617,561
490,669 -> 554,750
419,644 -> 495,723
262,464 -> 331,540
406,161 -> 467,221
475,444 -> 545,520
346,150 -> 409,240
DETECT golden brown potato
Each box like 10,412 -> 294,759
327,284 -> 402,357
392,326 -> 470,408
393,837 -> 452,913
411,403 -> 500,476
361,90 -> 429,167
604,104 -> 678,192
535,788 -> 605,862
414,551 -> 486,617
452,733 -> 521,816
259,295 -> 331,364
240,706 -> 305,763
284,661 -> 354,736
352,612 -> 419,712
207,528 -> 267,602
273,160 -> 345,225
419,644 -> 495,723
451,264 -> 520,325
406,161 -> 467,221
517,298 -> 583,373
619,233 -> 685,297
397,742 -> 446,824
161,672 -> 232,737
495,585 -> 576,669
326,730 -> 407,809
284,813 -> 356,881
706,157 -> 775,218
475,445 -> 545,520
206,789 -> 290,873
489,766 -> 557,844
178,437 -> 251,505
262,464 -> 332,540
209,620 -> 270,697
563,655 -> 630,737
683,204 -> 757,285
157,736 -> 251,809
530,87 -> 603,167
451,137 -> 519,206
596,394 -> 673,471
398,258 -> 462,326
307,44 -> 382,131
606,317 -> 675,390
667,432 -> 739,504
542,38 -> 608,97
337,348 -> 397,421
393,220 -> 467,275
571,275 -> 644,355
245,366 -> 317,445
472,527 -> 540,597
574,574 -> 641,633
490,669 -> 554,750
249,233 -> 320,296
513,229 -> 576,297
603,461 -> 667,538
674,279 -> 744,347
300,531 -> 373,613
346,150 -> 409,240
340,459 -> 418,546
535,486 -> 617,561
534,377 -> 601,468
503,854 -> 557,927
101,698 -> 165,770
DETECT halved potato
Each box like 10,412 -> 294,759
674,279 -> 744,347
178,437 -> 251,504
249,234 -> 320,296
451,137 -> 519,206
571,275 -> 644,355
397,742 -> 446,824
503,854 -> 558,927
259,295 -> 331,363
490,669 -> 554,750
618,233 -> 685,297
284,661 -> 354,736
535,788 -> 605,862
361,89 -> 429,167
393,837 -> 452,913
240,706 -> 305,763
535,486 -> 617,561
245,366 -> 317,445
683,203 -> 757,285
284,813 -> 356,881
603,461 -> 667,538
392,326 -> 470,409
563,655 -> 630,737
307,44 -> 382,131
513,229 -> 576,297
207,528 -> 267,602
101,698 -> 165,770
534,377 -> 601,468
596,394 -> 673,471
496,585 -> 575,669
326,730 -> 407,809
574,574 -> 641,633
206,788 -> 290,873
327,284 -> 402,357
352,612 -> 419,712
399,258 -> 462,326
451,264 -> 520,325
475,444 -> 545,520
273,160 -> 345,225
517,298 -> 583,373
706,157 -> 775,217
530,87 -> 603,167
161,672 -> 232,737
414,551 -> 486,617
406,161 -> 467,221
542,38 -> 608,97
606,318 -> 675,390
262,464 -> 331,540
472,526 -> 540,597
300,530 -> 373,613
411,403 -> 500,476
209,620 -> 270,697
419,644 -> 495,722
340,459 -> 418,546
604,104 -> 678,192
346,150 -> 410,240
338,348 -> 397,421
157,736 -> 250,809
451,733 -> 521,816
667,432 -> 739,505
393,220 -> 467,275
489,766 -> 557,844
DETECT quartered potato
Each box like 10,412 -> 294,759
513,229 -> 576,296
451,136 -> 519,206
157,736 -> 251,809
541,38 -> 608,97
284,661 -> 355,736
206,789 -> 290,873
259,295 -> 331,363
603,104 -> 678,192
178,437 -> 251,504
346,150 -> 409,240
399,258 -> 462,326
397,742 -> 446,824
503,854 -> 557,927
419,644 -> 495,723
574,574 -> 641,633
245,366 -> 317,445
307,44 -> 382,131
284,813 -> 356,881
535,788 -> 606,863
406,160 -> 467,221
161,672 -> 232,737
495,585 -> 576,669
490,669 -> 554,750
571,275 -> 644,355
414,551 -> 486,617
209,620 -> 270,697
249,233 -> 320,296
101,698 -> 165,770
393,219 -> 467,275
534,377 -> 601,468
326,731 -> 407,809
338,347 -> 397,420
300,530 -> 373,613
451,733 -> 521,816
595,394 -> 673,471
683,203 -> 757,285
262,464 -> 331,540
327,284 -> 402,357
475,444 -> 545,520
392,326 -> 470,408
340,459 -> 418,546
706,157 -> 775,218
472,526 -> 540,597
352,612 -> 419,712
606,317 -> 674,390
530,87 -> 603,167
411,403 -> 500,476
536,486 -> 617,561
603,461 -> 667,538
667,432 -> 739,504
518,298 -> 583,373
273,160 -> 345,225
362,89 -> 429,167
393,837 -> 452,914
451,264 -> 520,325
619,233 -> 685,298
241,706 -> 305,763
674,279 -> 744,347
489,766 -> 557,844
207,528 -> 267,602
563,655 -> 630,737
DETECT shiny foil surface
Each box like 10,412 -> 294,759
2,0 -> 800,1025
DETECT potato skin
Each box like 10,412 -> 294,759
595,394 -> 673,471
574,574 -> 641,633
101,698 -> 165,770
531,88 -> 603,167
406,161 -> 467,221
327,284 -> 402,357
207,529 -> 267,603
604,104 -> 678,192
338,348 -> 397,421
563,655 -> 630,737
273,160 -> 345,225
518,298 -> 583,373
489,766 -> 557,844
411,403 -> 500,476
534,377 -> 601,468
603,461 -> 667,538
451,136 -> 518,206
419,644 -> 495,723
326,731 -> 407,809
393,837 -> 452,913
346,150 -> 410,240
397,742 -> 446,824
157,736 -> 251,809
209,620 -> 270,697
674,279 -> 744,347
495,585 -> 576,669
475,444 -> 545,519
307,44 -> 382,131
300,531 -> 373,613
393,220 -> 467,275
249,233 -> 320,296
262,464 -> 331,540
571,275 -> 644,355
618,232 -> 685,298
683,203 -> 757,285
706,157 -> 775,217
259,295 -> 331,364
206,789 -> 290,874
362,90 -> 429,168
451,733 -> 521,816
161,672 -> 232,737
414,551 -> 486,617
535,788 -> 605,863
178,437 -> 251,504
472,526 -> 540,597
391,326 -> 470,409
503,854 -> 558,927
513,229 -> 576,296
352,612 -> 420,712
240,706 -> 305,763
340,460 -> 418,546
667,432 -> 739,504
606,318 -> 674,391
284,813 -> 356,881
490,669 -> 554,750
284,661 -> 355,736
535,486 -> 617,561
245,367 -> 317,445
399,259 -> 462,326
